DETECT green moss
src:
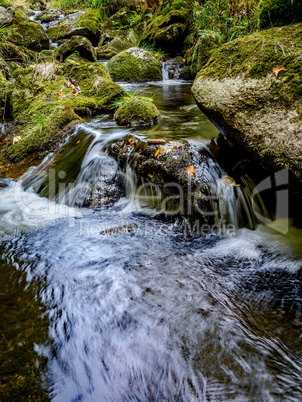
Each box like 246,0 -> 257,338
6,60 -> 126,162
141,1 -> 191,54
259,0 -> 302,28
198,23 -> 302,89
107,48 -> 162,82
190,31 -> 222,76
114,96 -> 159,126
180,65 -> 195,80
55,36 -> 96,62
46,9 -> 102,45
97,36 -> 132,59
4,8 -> 49,51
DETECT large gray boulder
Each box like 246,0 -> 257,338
192,23 -> 302,183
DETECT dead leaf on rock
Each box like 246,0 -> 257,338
147,139 -> 169,145
272,66 -> 285,77
155,148 -> 165,157
186,166 -> 196,177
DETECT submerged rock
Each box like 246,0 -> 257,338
192,23 -> 302,183
107,47 -> 162,82
114,96 -> 159,126
107,135 -> 215,220
55,36 -> 96,62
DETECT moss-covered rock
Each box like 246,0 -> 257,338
104,7 -> 132,30
259,0 -> 302,28
97,35 -> 133,59
107,134 -> 213,220
3,8 -> 49,51
46,9 -> 102,46
190,31 -> 222,76
107,47 -> 162,82
55,36 -> 96,62
6,60 -> 126,162
180,65 -> 195,80
114,96 -> 159,126
141,1 -> 192,55
38,9 -> 62,24
192,23 -> 302,183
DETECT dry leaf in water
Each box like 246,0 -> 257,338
220,176 -> 240,186
186,166 -> 196,177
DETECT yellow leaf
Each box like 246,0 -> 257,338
76,140 -> 80,145
219,176 -> 240,186
148,174 -> 153,178
155,148 -> 165,157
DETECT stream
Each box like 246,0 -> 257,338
1,77 -> 302,401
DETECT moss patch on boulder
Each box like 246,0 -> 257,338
55,36 -> 96,62
192,23 -> 302,183
141,1 -> 192,55
190,31 -> 222,76
97,35 -> 133,59
5,60 -> 126,162
259,0 -> 302,28
114,96 -> 159,126
46,9 -> 102,46
2,8 -> 49,51
107,47 -> 162,82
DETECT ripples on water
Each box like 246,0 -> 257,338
0,82 -> 302,401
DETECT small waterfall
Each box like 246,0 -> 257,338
162,62 -> 170,81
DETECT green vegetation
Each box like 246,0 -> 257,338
259,0 -> 302,28
114,94 -> 159,125
6,60 -> 126,162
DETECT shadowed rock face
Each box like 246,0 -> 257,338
107,135 -> 219,221
55,36 -> 96,62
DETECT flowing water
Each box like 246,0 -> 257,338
1,79 -> 302,401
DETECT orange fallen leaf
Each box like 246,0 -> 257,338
155,148 -> 165,157
72,93 -> 80,96
272,66 -> 285,77
76,140 -> 80,144
186,166 -> 196,177
183,59 -> 186,64
58,92 -> 65,97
